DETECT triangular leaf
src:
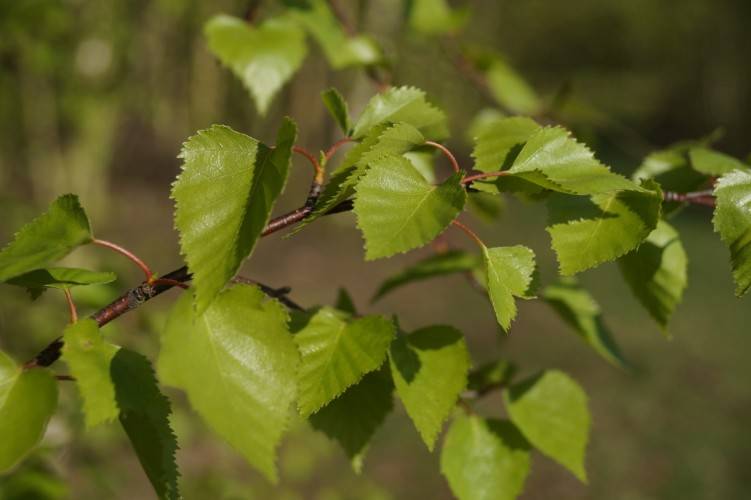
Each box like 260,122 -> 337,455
0,352 -> 58,473
543,280 -> 626,367
373,250 -> 480,302
354,155 -> 466,260
712,169 -> 751,296
504,370 -> 590,482
173,120 -> 296,312
440,416 -> 531,500
0,195 -> 92,283
158,285 -> 299,482
483,245 -> 536,332
546,181 -> 662,275
689,147 -> 749,176
204,15 -> 307,115
389,325 -> 469,450
293,307 -> 395,416
352,87 -> 448,140
321,88 -> 351,135
309,366 -> 393,472
618,220 -> 688,330
471,116 -> 541,173
334,288 -> 357,315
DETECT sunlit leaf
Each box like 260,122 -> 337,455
483,245 -> 536,332
713,170 -> 751,296
352,86 -> 448,140
322,88 -> 351,134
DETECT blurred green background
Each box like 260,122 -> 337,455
1,0 -> 750,499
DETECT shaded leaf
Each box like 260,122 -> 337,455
441,416 -> 531,500
158,285 -> 299,482
352,86 -> 448,140
618,220 -> 688,330
205,15 -> 307,115
8,268 -> 115,299
471,116 -> 540,173
293,307 -> 395,416
543,280 -> 626,367
504,370 -> 590,481
408,0 -> 468,35
173,120 -> 296,312
0,351 -> 58,473
713,170 -> 751,296
467,360 -> 518,394
389,325 -> 469,450
355,155 -> 466,260
334,288 -> 357,315
322,88 -> 351,134
0,195 -> 92,283
373,250 -> 480,302
689,147 -> 749,176
483,245 -> 536,332
309,367 -> 393,472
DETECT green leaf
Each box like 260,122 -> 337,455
321,88 -> 351,135
334,288 -> 357,315
293,307 -> 395,416
441,416 -> 531,500
62,319 -> 119,427
354,155 -> 466,260
471,116 -> 541,173
506,127 -> 640,195
468,191 -> 506,222
618,220 -> 688,330
285,0 -> 381,69
173,120 -> 296,312
546,181 -> 662,275
0,194 -> 92,283
309,367 -> 393,472
292,122 -> 425,234
483,245 -> 536,332
504,370 -> 590,482
7,267 -> 116,298
0,352 -> 58,473
158,285 -> 299,482
633,147 -> 707,212
62,320 -> 180,499
204,15 -> 307,115
373,250 -> 480,302
351,86 -> 448,140
467,360 -> 518,394
111,350 -> 180,500
389,325 -> 469,450
408,0 -> 468,35
712,170 -> 751,296
543,281 -> 626,367
689,147 -> 749,176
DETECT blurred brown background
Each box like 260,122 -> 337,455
1,0 -> 750,498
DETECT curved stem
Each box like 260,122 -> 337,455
56,374 -> 76,382
425,141 -> 461,174
451,220 -> 485,249
293,146 -> 324,185
324,137 -> 354,162
462,171 -> 509,185
92,239 -> 153,282
63,289 -> 78,324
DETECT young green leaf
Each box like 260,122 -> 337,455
334,288 -> 357,315
8,267 -> 116,299
504,370 -> 590,482
309,367 -> 393,472
62,319 -> 120,427
689,147 -> 749,176
321,88 -> 351,134
618,221 -> 688,330
546,182 -> 662,275
354,155 -> 466,260
204,15 -> 307,115
408,0 -> 468,35
712,170 -> 751,296
293,307 -> 395,416
372,250 -> 481,302
351,86 -> 448,140
0,194 -> 92,283
0,352 -> 58,473
507,127 -> 640,195
158,285 -> 299,482
62,320 -> 180,499
440,416 -> 531,500
173,120 -> 296,312
285,0 -> 381,69
291,122 -> 425,235
543,280 -> 626,367
111,350 -> 180,500
389,325 -> 469,450
471,116 -> 541,173
482,245 -> 536,332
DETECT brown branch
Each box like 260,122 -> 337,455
663,190 -> 716,208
